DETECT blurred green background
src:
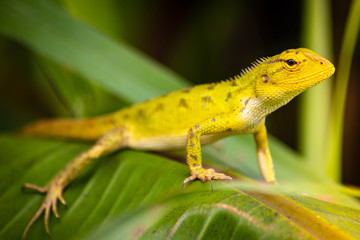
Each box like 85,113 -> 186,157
0,0 -> 359,186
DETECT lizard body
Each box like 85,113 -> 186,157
20,48 -> 334,238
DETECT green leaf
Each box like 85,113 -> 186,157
32,55 -> 127,117
327,0 -> 360,181
300,0 -> 334,180
0,0 -> 189,104
85,206 -> 169,240
0,135 -> 359,240
0,0 -> 359,240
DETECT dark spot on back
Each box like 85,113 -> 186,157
179,98 -> 189,108
155,103 -> 164,111
244,98 -> 250,106
189,154 -> 197,160
225,92 -> 232,102
303,59 -> 307,62
231,82 -> 237,86
107,118 -> 116,125
212,118 -> 216,122
296,50 -> 299,54
182,87 -> 192,93
208,85 -> 214,90
137,109 -> 145,117
202,96 -> 213,103
194,124 -> 200,130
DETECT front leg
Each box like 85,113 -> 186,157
253,123 -> 276,183
183,115 -> 235,188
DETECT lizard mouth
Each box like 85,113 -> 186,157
301,66 -> 335,84
279,65 -> 335,85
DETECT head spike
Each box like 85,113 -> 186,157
238,56 -> 269,78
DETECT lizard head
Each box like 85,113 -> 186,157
254,48 -> 335,105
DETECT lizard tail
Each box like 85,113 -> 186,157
20,115 -> 117,140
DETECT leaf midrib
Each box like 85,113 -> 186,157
244,191 -> 356,240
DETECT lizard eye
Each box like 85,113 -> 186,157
285,59 -> 297,66
279,50 -> 304,72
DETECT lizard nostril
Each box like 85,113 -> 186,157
320,61 -> 324,65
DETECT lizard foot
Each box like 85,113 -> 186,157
182,168 -> 232,190
21,182 -> 66,240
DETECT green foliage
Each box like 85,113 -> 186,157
300,0 -> 333,179
1,136 -> 360,240
0,0 -> 187,105
301,0 -> 360,182
327,0 -> 360,181
0,0 -> 359,239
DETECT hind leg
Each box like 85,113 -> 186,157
22,127 -> 127,239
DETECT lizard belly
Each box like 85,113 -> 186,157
129,133 -> 188,150
127,112 -> 264,151
128,130 -> 240,151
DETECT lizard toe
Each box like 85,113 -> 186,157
22,182 -> 65,239
182,168 -> 232,189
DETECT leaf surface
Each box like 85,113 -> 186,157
0,136 -> 359,240
0,0 -> 359,240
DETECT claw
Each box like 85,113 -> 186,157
209,178 -> 213,191
182,168 -> 233,190
182,175 -> 196,189
58,193 -> 67,206
52,200 -> 59,219
44,204 -> 51,234
22,205 -> 46,240
21,182 -> 65,240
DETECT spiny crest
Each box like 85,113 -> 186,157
220,55 -> 270,83
238,56 -> 270,77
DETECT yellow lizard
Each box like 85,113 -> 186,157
20,48 -> 334,239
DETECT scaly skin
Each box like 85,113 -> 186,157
20,48 -> 335,239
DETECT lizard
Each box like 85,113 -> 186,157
20,48 -> 335,239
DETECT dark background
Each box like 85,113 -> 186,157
0,0 -> 359,185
